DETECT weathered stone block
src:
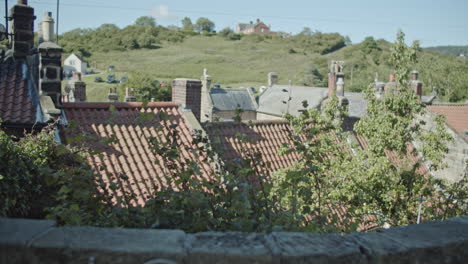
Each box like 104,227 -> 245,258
187,232 -> 276,264
0,218 -> 56,264
270,232 -> 365,263
30,226 -> 187,264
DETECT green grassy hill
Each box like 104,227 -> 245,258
69,34 -> 467,103
81,35 -> 326,102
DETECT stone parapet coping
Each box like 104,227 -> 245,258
0,216 -> 467,263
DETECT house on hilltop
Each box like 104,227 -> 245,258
63,53 -> 87,75
236,18 -> 273,35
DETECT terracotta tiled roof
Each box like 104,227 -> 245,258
62,102 -> 212,206
427,104 -> 468,141
0,58 -> 37,124
203,120 -> 300,174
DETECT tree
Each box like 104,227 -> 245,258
181,17 -> 193,31
135,16 -> 156,27
123,72 -> 170,101
274,98 -> 351,232
194,17 -> 215,33
303,64 -> 325,87
345,30 -> 457,226
345,36 -> 352,46
300,27 -> 313,36
219,27 -> 233,37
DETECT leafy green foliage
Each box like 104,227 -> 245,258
289,31 -> 346,55
135,16 -> 156,27
0,126 -> 116,225
347,31 -> 465,226
302,64 -> 325,87
194,17 -> 215,33
59,24 -> 186,54
425,45 -> 468,56
273,97 -> 354,232
181,17 -> 194,31
121,72 -> 171,102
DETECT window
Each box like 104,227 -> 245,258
69,60 -> 75,65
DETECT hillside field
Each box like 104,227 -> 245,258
70,35 -> 467,103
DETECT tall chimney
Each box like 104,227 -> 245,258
384,73 -> 398,94
71,72 -> 86,102
172,78 -> 202,121
409,70 -> 423,97
9,0 -> 35,58
328,60 -> 344,97
268,72 -> 278,87
200,69 -> 213,122
336,75 -> 345,97
38,11 -> 63,106
41,12 -> 54,43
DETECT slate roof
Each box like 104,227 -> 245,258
210,88 -> 256,111
257,85 -> 328,117
0,57 -> 39,125
427,104 -> 468,142
345,92 -> 368,118
62,102 -> 213,206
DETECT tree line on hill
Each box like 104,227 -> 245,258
425,45 -> 468,56
58,16 -> 346,57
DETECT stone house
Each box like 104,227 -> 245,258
236,19 -> 273,35
176,69 -> 258,122
63,53 -> 87,75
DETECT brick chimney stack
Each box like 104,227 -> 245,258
172,78 -> 202,121
71,72 -> 86,102
328,60 -> 344,97
409,70 -> 423,97
9,0 -> 36,58
384,73 -> 398,94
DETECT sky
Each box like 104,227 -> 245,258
2,0 -> 468,47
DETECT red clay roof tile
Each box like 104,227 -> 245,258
0,59 -> 37,124
62,102 -> 212,206
427,104 -> 468,141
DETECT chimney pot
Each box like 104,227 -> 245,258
268,72 -> 278,87
411,70 -> 419,80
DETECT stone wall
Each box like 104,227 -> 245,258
1,216 -> 467,264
